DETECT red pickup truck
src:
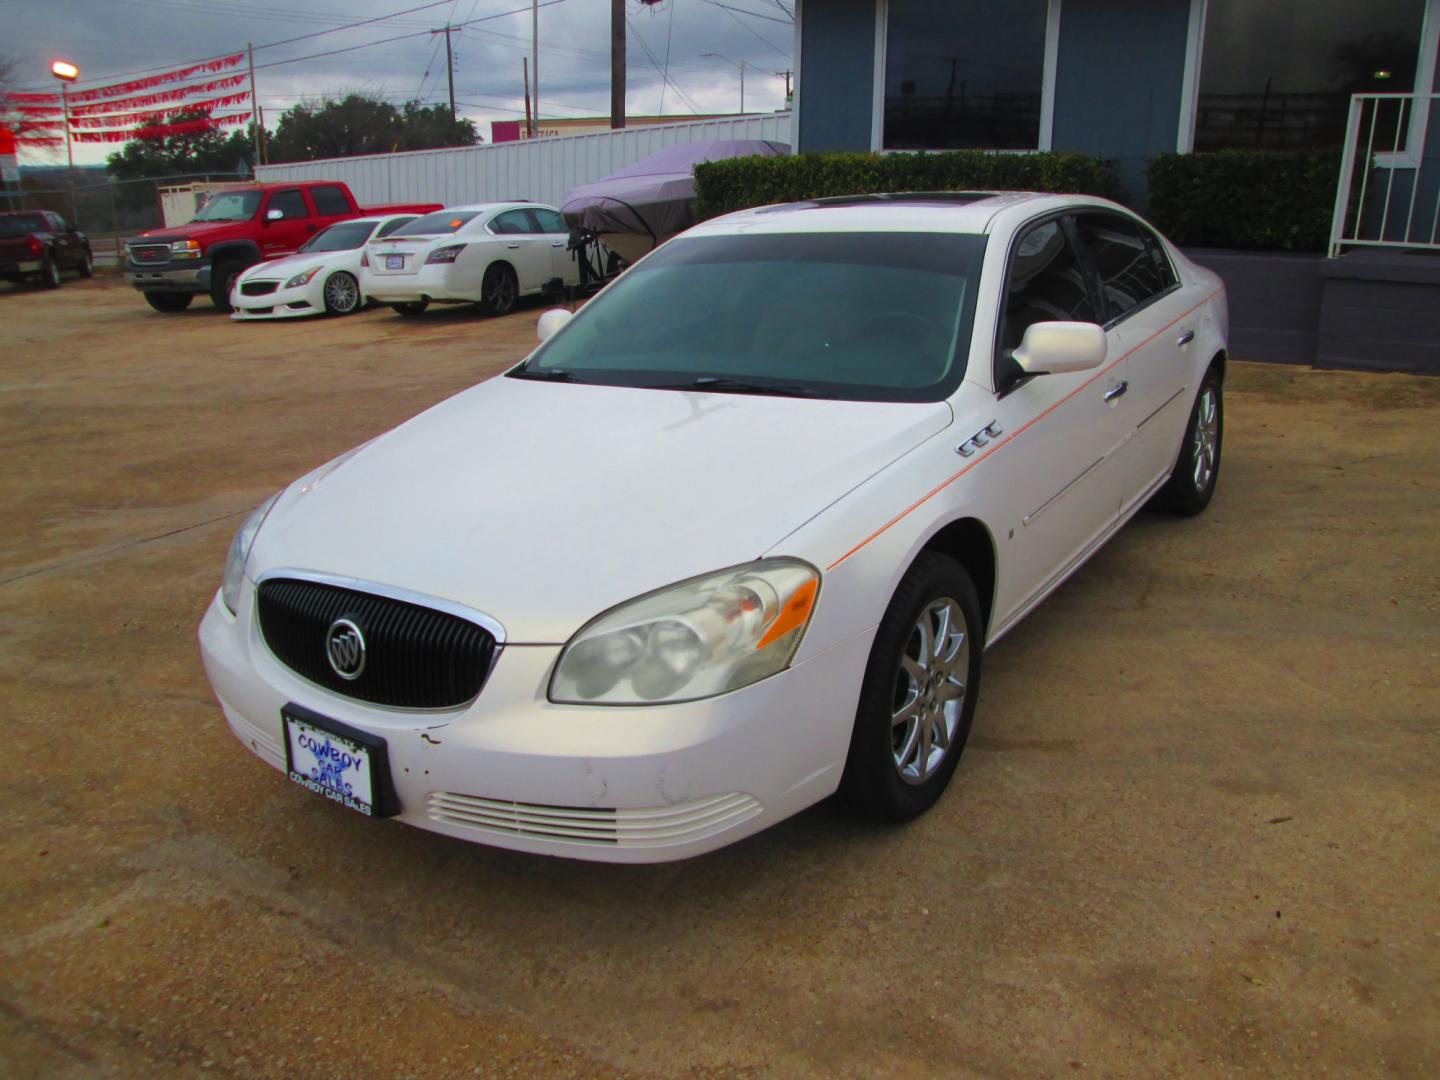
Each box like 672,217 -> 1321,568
124,181 -> 439,313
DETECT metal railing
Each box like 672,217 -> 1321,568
1329,92 -> 1440,256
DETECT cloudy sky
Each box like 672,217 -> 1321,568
3,0 -> 796,165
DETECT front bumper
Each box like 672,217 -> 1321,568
231,280 -> 320,320
124,259 -> 210,293
198,586 -> 869,863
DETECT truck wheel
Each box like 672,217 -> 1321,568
390,301 -> 429,318
145,291 -> 193,313
77,248 -> 94,278
40,257 -> 62,289
210,260 -> 244,312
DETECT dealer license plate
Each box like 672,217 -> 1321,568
283,710 -> 377,816
385,254 -> 405,270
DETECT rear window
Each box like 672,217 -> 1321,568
0,214 -> 48,237
390,211 -> 480,236
311,185 -> 351,216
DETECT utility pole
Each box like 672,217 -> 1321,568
432,25 -> 457,121
610,0 -> 626,129
776,69 -> 793,106
523,58 -> 533,138
532,0 -> 539,135
247,44 -> 261,167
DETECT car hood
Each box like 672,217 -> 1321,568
249,375 -> 952,643
237,250 -> 339,281
130,221 -> 254,245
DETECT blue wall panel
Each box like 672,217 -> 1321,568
797,0 -> 877,152
1051,0 -> 1192,203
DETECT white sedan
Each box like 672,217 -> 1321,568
360,202 -> 579,317
200,192 -> 1227,863
229,214 -> 421,320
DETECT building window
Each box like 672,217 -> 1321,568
1194,0 -> 1428,151
882,0 -> 1052,151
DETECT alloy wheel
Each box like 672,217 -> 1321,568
891,597 -> 969,785
1192,386 -> 1219,491
325,272 -> 359,313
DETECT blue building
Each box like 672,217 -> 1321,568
789,0 -> 1440,372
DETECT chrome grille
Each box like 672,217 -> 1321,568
425,792 -> 763,848
128,244 -> 171,264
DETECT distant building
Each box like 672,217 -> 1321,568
491,114 -> 747,143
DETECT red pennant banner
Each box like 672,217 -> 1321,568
5,92 -> 61,104
68,53 -> 244,103
68,74 -> 249,117
13,104 -> 65,116
68,111 -> 252,142
69,92 -> 253,129
14,135 -> 64,146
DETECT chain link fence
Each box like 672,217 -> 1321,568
0,172 -> 249,264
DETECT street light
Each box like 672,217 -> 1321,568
702,52 -> 749,115
51,59 -> 78,173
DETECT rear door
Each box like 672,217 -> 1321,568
259,188 -> 317,258
526,207 -> 575,284
1071,211 -> 1195,515
309,184 -> 356,232
487,209 -> 549,291
46,212 -> 82,266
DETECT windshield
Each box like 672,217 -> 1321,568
192,191 -> 262,223
517,231 -> 986,402
0,214 -> 47,237
300,220 -> 376,253
389,210 -> 480,236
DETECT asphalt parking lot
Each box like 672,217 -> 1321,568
2,274 -> 1437,1078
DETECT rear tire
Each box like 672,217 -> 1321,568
144,291 -> 193,313
77,248 -> 94,278
322,271 -> 361,315
209,260 -> 244,312
40,257 -> 61,289
839,552 -> 983,822
480,263 -> 518,316
390,300 -> 429,318
1150,368 -> 1223,517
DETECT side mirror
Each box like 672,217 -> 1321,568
266,208 -> 284,222
1011,321 -> 1107,376
537,308 -> 573,342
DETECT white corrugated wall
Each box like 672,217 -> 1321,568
254,113 -> 792,207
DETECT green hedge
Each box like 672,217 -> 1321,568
1146,150 -> 1340,253
693,150 -> 1121,220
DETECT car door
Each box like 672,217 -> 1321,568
259,189 -> 316,259
981,214 -> 1130,630
1071,212 -> 1195,517
47,212 -> 81,265
487,209 -> 550,291
526,207 -> 575,285
309,184 -> 355,233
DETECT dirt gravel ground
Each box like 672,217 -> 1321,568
1,275 -> 1437,1078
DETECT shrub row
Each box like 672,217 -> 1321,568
1145,149 -> 1340,253
692,150 -> 1121,220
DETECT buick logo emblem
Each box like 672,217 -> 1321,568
326,618 -> 366,680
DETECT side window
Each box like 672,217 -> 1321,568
527,208 -> 568,234
49,212 -> 68,231
489,210 -> 533,235
268,190 -> 309,220
311,185 -> 351,216
995,217 -> 1098,376
1073,213 -> 1175,323
375,216 -> 414,238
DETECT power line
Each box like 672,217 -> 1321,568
627,16 -> 703,114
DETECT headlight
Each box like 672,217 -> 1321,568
425,244 -> 465,264
550,559 -> 820,705
169,239 -> 201,260
284,266 -> 322,289
221,492 -> 280,615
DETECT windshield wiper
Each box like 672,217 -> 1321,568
666,376 -> 820,398
509,367 -> 578,382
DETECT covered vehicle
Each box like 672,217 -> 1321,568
361,202 -> 579,318
230,214 -> 421,320
560,140 -> 787,265
0,210 -> 93,288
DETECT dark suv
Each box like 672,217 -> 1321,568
0,211 -> 94,288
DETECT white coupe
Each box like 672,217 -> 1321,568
200,192 -> 1227,863
360,202 -> 580,318
229,214 -> 421,320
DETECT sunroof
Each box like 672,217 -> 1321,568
756,191 -> 996,214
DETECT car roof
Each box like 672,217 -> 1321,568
437,202 -> 542,214
690,191 -> 1127,238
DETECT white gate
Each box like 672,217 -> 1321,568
254,112 -> 792,208
1329,93 -> 1440,255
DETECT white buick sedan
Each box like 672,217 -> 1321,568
360,202 -> 579,317
200,192 -> 1227,863
230,214 -> 421,320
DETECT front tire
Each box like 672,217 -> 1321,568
209,260 -> 244,312
322,271 -> 361,315
77,248 -> 94,278
144,291 -> 193,313
40,257 -> 61,289
390,300 -> 429,318
480,263 -> 518,316
840,552 -> 984,822
1151,368 -> 1223,517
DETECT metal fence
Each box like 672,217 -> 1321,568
1,172 -> 248,263
254,112 -> 793,208
1329,93 -> 1440,256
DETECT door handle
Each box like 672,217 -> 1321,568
305,224 -> 317,233
551,241 -> 565,248
1104,381 -> 1129,402
506,243 -> 520,249
1176,329 -> 1195,346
